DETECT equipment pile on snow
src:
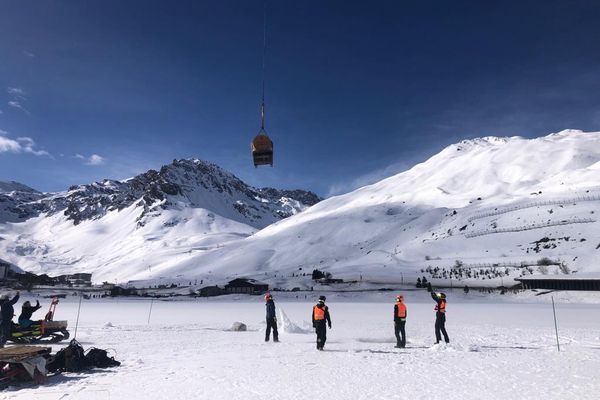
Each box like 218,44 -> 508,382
0,346 -> 50,389
47,339 -> 120,373
0,340 -> 120,389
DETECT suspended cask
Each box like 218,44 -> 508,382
251,130 -> 273,167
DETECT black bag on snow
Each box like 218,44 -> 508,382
47,339 -> 89,373
85,348 -> 121,368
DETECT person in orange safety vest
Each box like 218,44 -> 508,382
312,295 -> 331,350
432,292 -> 449,344
393,294 -> 407,348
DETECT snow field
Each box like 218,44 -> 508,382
2,293 -> 600,400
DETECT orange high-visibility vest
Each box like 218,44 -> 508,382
313,305 -> 327,320
435,301 -> 446,313
397,303 -> 407,318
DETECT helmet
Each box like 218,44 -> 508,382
395,294 -> 404,302
438,292 -> 447,299
23,301 -> 31,308
318,295 -> 326,303
264,293 -> 272,301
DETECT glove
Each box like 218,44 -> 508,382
36,300 -> 40,306
328,323 -> 332,329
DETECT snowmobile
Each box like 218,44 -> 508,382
9,297 -> 70,344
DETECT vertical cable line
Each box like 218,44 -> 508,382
260,0 -> 267,131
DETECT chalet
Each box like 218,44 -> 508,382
224,278 -> 269,295
0,258 -> 21,282
198,286 -> 225,297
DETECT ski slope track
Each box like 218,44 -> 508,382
2,130 -> 600,286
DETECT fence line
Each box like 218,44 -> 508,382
448,260 -> 560,270
466,194 -> 600,223
464,217 -> 596,238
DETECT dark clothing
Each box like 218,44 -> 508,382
0,292 -> 19,322
394,302 -> 407,347
431,293 -> 449,343
265,317 -> 279,342
315,321 -> 327,349
265,299 -> 276,319
435,314 -> 449,344
394,321 -> 406,348
0,293 -> 20,347
18,301 -> 41,323
312,303 -> 331,350
265,299 -> 278,342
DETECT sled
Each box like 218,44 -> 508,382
9,298 -> 70,344
0,346 -> 51,388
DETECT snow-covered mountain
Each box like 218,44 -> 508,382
2,130 -> 600,287
152,129 -> 600,289
0,158 -> 320,280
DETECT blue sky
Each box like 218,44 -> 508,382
1,1 -> 600,196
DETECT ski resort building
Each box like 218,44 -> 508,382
224,278 -> 269,295
517,274 -> 600,291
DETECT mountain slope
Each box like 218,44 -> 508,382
0,159 -> 320,280
155,130 -> 600,288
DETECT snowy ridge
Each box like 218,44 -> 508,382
0,158 -> 320,281
2,130 -> 600,286
153,130 -> 600,288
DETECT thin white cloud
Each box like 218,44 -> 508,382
16,136 -> 50,156
23,50 -> 35,58
7,101 -> 30,114
87,154 -> 105,165
74,153 -> 106,166
327,161 -> 411,197
7,87 -> 29,114
7,87 -> 25,96
0,134 -> 49,156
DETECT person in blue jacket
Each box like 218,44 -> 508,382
264,293 -> 279,342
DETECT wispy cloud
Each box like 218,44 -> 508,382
0,135 -> 22,153
327,161 -> 411,197
6,88 -> 30,114
16,137 -> 50,156
75,153 -> 106,166
7,87 -> 25,97
23,50 -> 35,58
0,132 -> 49,156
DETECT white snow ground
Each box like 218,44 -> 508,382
2,291 -> 599,400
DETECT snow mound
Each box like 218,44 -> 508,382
228,322 -> 247,332
278,308 -> 311,334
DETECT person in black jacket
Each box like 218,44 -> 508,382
431,292 -> 449,344
264,293 -> 279,342
0,291 -> 20,347
312,296 -> 331,350
18,300 -> 42,328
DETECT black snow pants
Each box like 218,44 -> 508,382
265,317 -> 279,342
0,321 -> 11,348
435,313 -> 449,344
315,320 -> 327,349
394,320 -> 406,348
